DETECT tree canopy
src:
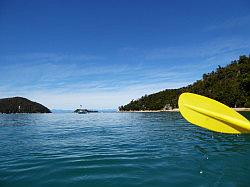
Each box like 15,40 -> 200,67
119,55 -> 250,111
0,97 -> 51,113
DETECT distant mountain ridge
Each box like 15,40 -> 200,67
51,109 -> 73,113
119,55 -> 250,111
0,97 -> 51,113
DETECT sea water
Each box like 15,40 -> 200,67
0,112 -> 250,187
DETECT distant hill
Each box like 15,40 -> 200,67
119,55 -> 250,111
0,97 -> 51,113
51,109 -> 73,113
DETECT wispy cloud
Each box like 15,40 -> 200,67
203,15 -> 250,32
0,51 -> 196,109
0,53 -> 104,63
144,38 -> 250,61
0,58 -> 193,92
0,36 -> 249,109
0,81 -> 190,109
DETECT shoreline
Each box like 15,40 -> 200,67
118,108 -> 250,113
233,108 -> 250,111
118,109 -> 180,113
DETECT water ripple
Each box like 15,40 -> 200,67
0,112 -> 250,187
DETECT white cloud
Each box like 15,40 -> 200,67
0,80 -> 191,110
1,36 -> 249,109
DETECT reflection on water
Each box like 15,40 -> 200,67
0,112 -> 250,187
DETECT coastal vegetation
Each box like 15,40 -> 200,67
119,55 -> 250,111
0,97 -> 51,113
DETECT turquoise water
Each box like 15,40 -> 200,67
0,112 -> 250,187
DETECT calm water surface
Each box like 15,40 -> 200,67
0,112 -> 250,187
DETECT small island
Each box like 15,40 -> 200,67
0,97 -> 51,114
74,109 -> 98,114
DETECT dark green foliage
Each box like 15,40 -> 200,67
119,55 -> 250,111
0,97 -> 51,113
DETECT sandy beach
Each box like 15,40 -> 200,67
119,108 -> 250,113
233,108 -> 250,111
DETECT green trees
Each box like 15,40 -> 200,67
119,55 -> 250,111
0,97 -> 51,113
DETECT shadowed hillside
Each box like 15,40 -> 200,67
119,55 -> 250,111
0,97 -> 51,113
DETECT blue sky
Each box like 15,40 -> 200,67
0,0 -> 250,109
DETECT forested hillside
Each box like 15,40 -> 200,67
0,97 -> 51,113
119,55 -> 250,111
